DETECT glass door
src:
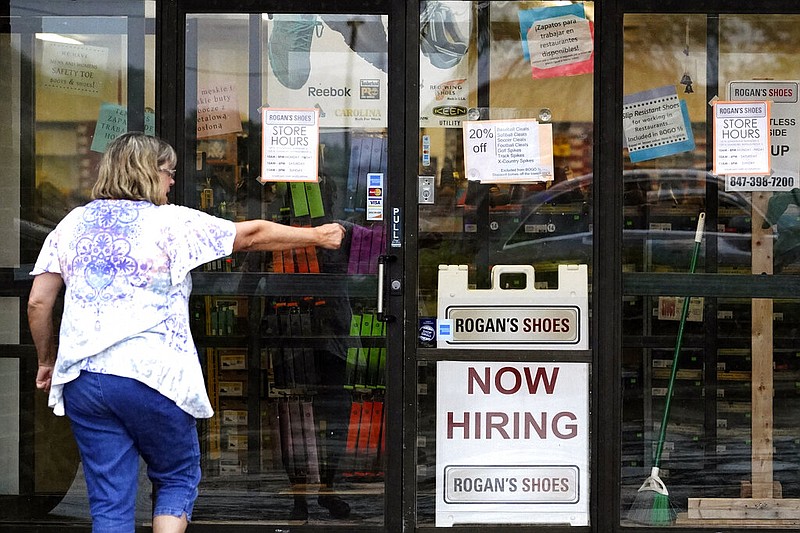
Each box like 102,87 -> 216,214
620,10 -> 800,529
183,11 -> 392,527
414,1 -> 595,528
1,0 -> 155,524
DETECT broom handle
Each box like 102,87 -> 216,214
653,212 -> 705,468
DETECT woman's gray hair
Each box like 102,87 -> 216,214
92,132 -> 177,205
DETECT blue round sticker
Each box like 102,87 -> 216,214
419,324 -> 435,343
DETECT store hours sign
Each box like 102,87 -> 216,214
712,100 -> 771,178
725,80 -> 800,191
436,361 -> 590,526
261,107 -> 320,182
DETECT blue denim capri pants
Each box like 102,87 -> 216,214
63,371 -> 201,532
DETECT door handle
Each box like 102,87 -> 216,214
377,254 -> 397,322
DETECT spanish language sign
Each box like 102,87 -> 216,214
261,108 -> 319,183
436,361 -> 589,526
712,100 -> 771,176
518,3 -> 594,79
527,15 -> 593,74
726,81 -> 800,191
463,119 -> 554,183
90,103 -> 155,153
623,85 -> 695,163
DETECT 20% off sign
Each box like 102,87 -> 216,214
463,119 -> 554,183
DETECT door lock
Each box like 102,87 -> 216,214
419,176 -> 435,204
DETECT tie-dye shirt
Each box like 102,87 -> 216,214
31,199 -> 236,418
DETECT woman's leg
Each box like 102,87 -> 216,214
63,371 -> 140,532
97,375 -> 201,524
152,514 -> 188,533
68,372 -> 202,528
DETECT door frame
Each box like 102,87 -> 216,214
9,0 -> 800,531
608,1 -> 800,532
162,1 -> 406,531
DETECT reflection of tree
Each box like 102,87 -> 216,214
720,16 -> 796,54
624,15 -> 800,90
719,16 -> 800,78
623,15 -> 705,94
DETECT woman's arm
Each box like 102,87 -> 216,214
28,272 -> 64,391
233,220 -> 345,252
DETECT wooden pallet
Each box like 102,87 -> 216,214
685,497 -> 800,521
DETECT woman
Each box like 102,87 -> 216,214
27,132 -> 345,533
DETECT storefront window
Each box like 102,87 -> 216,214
1,0 -> 155,524
621,14 -> 800,527
417,1 -> 594,304
184,12 -> 389,526
8,1 -> 800,531
416,1 -> 594,527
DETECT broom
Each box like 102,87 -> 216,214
628,211 -> 705,526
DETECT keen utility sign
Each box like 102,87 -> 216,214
437,264 -> 588,349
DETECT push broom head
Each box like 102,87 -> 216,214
627,467 -> 677,526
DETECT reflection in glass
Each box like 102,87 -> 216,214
4,1 -> 156,524
621,13 -> 800,527
185,12 -> 388,526
415,1 -> 595,525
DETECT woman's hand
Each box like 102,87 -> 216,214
36,364 -> 54,392
314,223 -> 346,249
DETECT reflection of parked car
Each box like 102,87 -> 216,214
495,169 -> 795,272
